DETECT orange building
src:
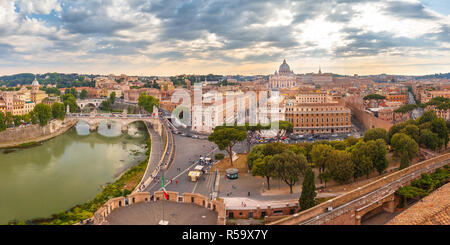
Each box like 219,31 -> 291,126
386,92 -> 408,104
285,92 -> 352,135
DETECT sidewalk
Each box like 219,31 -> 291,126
140,123 -> 163,190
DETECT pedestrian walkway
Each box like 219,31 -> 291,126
139,123 -> 163,190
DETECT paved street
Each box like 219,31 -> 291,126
140,123 -> 163,187
145,134 -> 218,196
104,201 -> 218,225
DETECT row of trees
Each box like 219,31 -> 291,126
247,135 -> 390,190
0,102 -> 66,131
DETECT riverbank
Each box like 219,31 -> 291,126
9,137 -> 152,225
0,119 -> 78,149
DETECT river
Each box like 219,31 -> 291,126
0,121 -> 149,224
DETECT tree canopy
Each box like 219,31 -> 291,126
364,128 -> 389,143
363,94 -> 386,100
138,93 -> 159,114
208,127 -> 247,166
33,103 -> 53,126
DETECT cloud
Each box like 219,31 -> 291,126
17,0 -> 62,15
0,0 -> 449,75
383,0 -> 438,20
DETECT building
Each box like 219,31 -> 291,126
420,90 -> 450,104
269,60 -> 298,88
0,91 -> 35,116
285,92 -> 352,135
386,92 -> 408,105
123,88 -> 161,104
30,77 -> 48,104
302,68 -> 333,86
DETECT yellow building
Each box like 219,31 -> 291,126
30,77 -> 48,104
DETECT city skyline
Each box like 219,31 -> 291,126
0,0 -> 449,76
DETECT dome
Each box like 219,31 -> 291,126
31,76 -> 40,86
279,59 -> 292,74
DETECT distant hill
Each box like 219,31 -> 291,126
414,73 -> 450,80
0,73 -> 97,88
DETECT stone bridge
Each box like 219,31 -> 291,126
66,111 -> 162,134
77,99 -> 106,109
268,153 -> 450,225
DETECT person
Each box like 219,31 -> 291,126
176,180 -> 179,184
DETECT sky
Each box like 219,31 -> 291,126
0,0 -> 449,76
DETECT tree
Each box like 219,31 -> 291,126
270,151 -> 307,194
101,100 -> 112,112
0,111 -> 6,131
364,128 -> 388,143
345,136 -> 360,147
61,93 -> 78,113
388,122 -> 407,143
391,133 -> 419,167
79,89 -> 88,99
5,112 -> 13,127
247,144 -> 265,170
109,92 -> 116,105
51,102 -> 66,120
33,103 -> 53,126
400,124 -> 420,143
363,94 -> 386,100
400,153 -> 410,170
351,141 -> 373,179
310,144 -> 334,174
138,93 -> 159,114
318,171 -> 331,187
271,121 -> 293,141
417,110 -> 438,125
430,118 -> 449,149
420,129 -> 440,151
29,111 -> 38,124
299,168 -> 316,211
13,115 -> 22,126
252,155 -> 276,190
65,87 -> 77,98
328,150 -> 355,185
371,139 -> 389,175
208,127 -> 247,166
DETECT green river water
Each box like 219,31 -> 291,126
0,121 -> 149,224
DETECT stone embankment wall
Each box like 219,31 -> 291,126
0,119 -> 78,148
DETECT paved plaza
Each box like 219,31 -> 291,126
104,201 -> 218,225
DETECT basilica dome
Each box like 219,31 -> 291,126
279,59 -> 292,74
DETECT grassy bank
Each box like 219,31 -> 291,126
9,138 -> 152,225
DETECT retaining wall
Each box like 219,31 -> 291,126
0,119 -> 77,148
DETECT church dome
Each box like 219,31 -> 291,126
279,59 -> 292,74
32,76 -> 40,87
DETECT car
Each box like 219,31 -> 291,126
192,135 -> 199,139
